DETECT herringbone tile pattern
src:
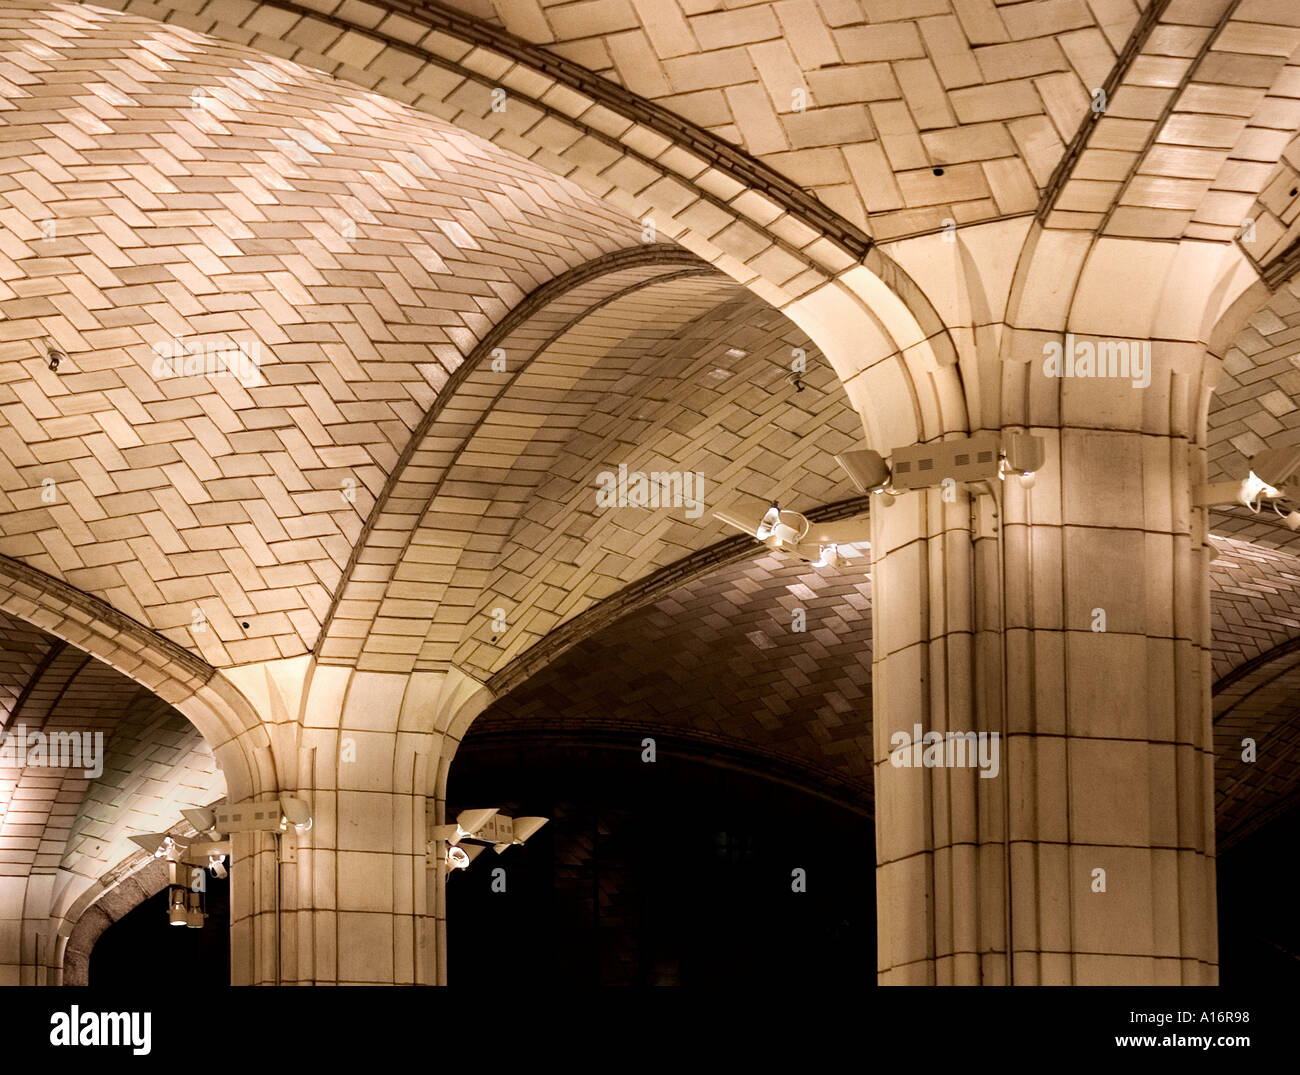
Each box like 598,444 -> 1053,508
1214,651 -> 1300,848
1209,534 -> 1300,680
61,696 -> 221,885
1047,0 -> 1300,240
1209,271 -> 1300,491
0,608 -> 222,886
0,0 -> 637,666
477,548 -> 875,803
0,520 -> 1295,898
357,286 -> 864,677
437,0 -> 1104,238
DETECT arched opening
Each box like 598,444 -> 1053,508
0,605 -> 229,984
1216,809 -> 1300,984
1211,628 -> 1300,982
81,868 -> 231,988
447,735 -> 872,986
443,543 -> 874,985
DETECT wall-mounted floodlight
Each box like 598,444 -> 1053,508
169,887 -> 189,927
207,797 -> 312,835
181,806 -> 220,839
446,843 -> 487,871
493,815 -> 548,854
1000,433 -> 1046,489
1196,446 -> 1300,519
134,798 -> 302,931
431,809 -> 549,872
835,433 -> 1047,496
280,796 -> 312,834
713,499 -> 870,566
130,831 -> 208,928
834,449 -> 891,494
812,543 -> 842,568
749,503 -> 807,545
1249,446 -> 1300,490
128,832 -> 179,858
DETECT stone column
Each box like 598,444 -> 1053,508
221,660 -> 491,985
872,340 -> 1218,985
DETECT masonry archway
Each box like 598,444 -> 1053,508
0,607 -> 228,984
0,555 -> 270,799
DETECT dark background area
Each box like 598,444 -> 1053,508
446,735 -> 874,987
1217,807 -> 1300,984
85,738 -> 1299,986
89,872 -> 230,987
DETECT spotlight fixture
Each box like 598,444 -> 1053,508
195,796 -> 312,834
446,844 -> 486,871
812,542 -> 842,568
1240,471 -> 1281,509
498,815 -> 549,853
1196,446 -> 1300,516
431,808 -> 549,872
280,795 -> 312,834
130,811 -> 238,931
128,832 -> 178,858
713,498 -> 870,566
1000,432 -> 1046,489
180,806 -> 220,839
747,503 -> 807,545
169,888 -> 189,927
773,507 -> 807,545
1246,446 -> 1300,496
130,829 -> 230,865
754,504 -> 782,541
131,832 -> 209,929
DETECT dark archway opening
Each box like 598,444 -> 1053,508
88,874 -> 230,987
1217,806 -> 1300,984
447,734 -> 874,987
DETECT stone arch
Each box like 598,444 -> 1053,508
487,493 -> 872,697
0,553 -> 273,801
1203,264 -> 1300,485
323,274 -> 873,682
310,242 -> 718,665
999,226 -> 1251,431
58,857 -> 170,986
0,621 -> 229,983
455,533 -> 876,813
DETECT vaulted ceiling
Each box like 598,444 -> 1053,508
2,0 -> 1300,920
0,607 -> 223,930
432,0 -> 1300,246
